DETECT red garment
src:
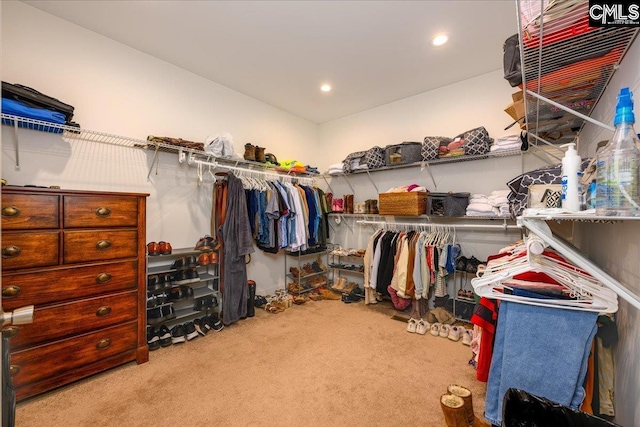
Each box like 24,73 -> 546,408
471,297 -> 498,382
387,285 -> 412,311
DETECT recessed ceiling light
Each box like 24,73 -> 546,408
320,84 -> 332,92
431,33 -> 449,47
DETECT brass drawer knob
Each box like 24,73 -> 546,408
1,206 -> 20,218
9,365 -> 20,376
1,245 -> 21,258
96,273 -> 112,284
96,240 -> 112,251
95,207 -> 111,218
2,286 -> 21,298
96,306 -> 112,317
2,326 -> 20,339
96,338 -> 111,349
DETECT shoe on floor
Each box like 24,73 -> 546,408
448,326 -> 461,342
462,329 -> 473,346
406,318 -> 418,333
147,326 -> 160,351
171,324 -> 186,344
416,319 -> 429,335
193,318 -> 208,336
184,322 -> 199,341
158,325 -> 172,347
430,323 -> 442,336
439,324 -> 451,338
207,314 -> 224,332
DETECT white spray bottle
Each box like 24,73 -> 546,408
561,142 -> 581,211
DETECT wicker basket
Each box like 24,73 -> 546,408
378,192 -> 427,216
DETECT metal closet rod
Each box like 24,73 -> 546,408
356,219 -> 519,231
191,159 -> 316,185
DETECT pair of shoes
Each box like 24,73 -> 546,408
243,143 -> 266,162
332,198 -> 344,212
204,313 -> 224,331
430,322 -> 443,336
147,241 -> 172,256
147,291 -> 169,308
170,322 -> 198,343
448,326 -> 462,341
171,256 -> 197,270
254,295 -> 268,307
147,304 -> 176,325
465,256 -> 483,274
193,317 -> 209,336
193,295 -> 218,311
457,289 -> 474,299
194,235 -> 220,252
148,273 -> 173,291
172,268 -> 199,285
442,385 -> 490,427
168,285 -> 194,301
341,292 -> 361,304
197,251 -> 218,265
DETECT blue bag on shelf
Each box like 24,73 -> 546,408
1,98 -> 65,133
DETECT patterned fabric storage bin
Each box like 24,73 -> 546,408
427,192 -> 470,217
385,142 -> 422,166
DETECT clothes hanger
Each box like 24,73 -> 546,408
471,235 -> 618,313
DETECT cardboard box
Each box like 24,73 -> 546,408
505,90 -> 526,129
378,192 -> 427,216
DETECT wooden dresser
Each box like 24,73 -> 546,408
1,187 -> 149,401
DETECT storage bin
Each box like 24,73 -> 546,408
384,142 -> 422,166
427,192 -> 470,217
378,192 -> 427,216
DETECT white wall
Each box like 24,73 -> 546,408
1,1 -> 318,294
575,37 -> 640,427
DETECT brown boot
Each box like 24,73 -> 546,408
447,385 -> 489,427
369,199 -> 379,214
440,394 -> 470,427
244,143 -> 256,161
344,194 -> 354,214
255,146 -> 266,163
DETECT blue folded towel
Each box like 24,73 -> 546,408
2,98 -> 65,133
484,301 -> 597,426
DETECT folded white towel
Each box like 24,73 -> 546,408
491,189 -> 511,196
466,204 -> 496,213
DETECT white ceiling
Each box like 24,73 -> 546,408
24,1 -> 518,124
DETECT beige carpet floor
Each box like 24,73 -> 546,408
16,299 -> 486,427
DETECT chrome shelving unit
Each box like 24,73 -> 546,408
516,0 -> 638,154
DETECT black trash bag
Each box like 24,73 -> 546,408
502,388 -> 620,427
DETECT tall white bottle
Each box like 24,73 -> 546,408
561,142 -> 581,211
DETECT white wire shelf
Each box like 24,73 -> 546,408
1,113 -> 320,180
517,0 -> 639,146
522,210 -> 640,221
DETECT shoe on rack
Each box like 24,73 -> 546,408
439,324 -> 451,338
159,273 -> 172,290
430,323 -> 442,336
171,257 -> 188,271
198,253 -> 210,266
184,322 -> 199,341
193,297 -> 206,312
172,271 -> 190,286
209,251 -> 219,264
456,256 -> 468,272
289,267 -> 300,278
147,306 -> 163,325
448,326 -> 461,342
186,267 -> 200,283
244,143 -> 256,162
161,304 -> 176,321
170,324 -> 186,344
195,235 -> 220,252
147,242 -> 160,256
146,292 -> 158,309
416,319 -> 430,335
158,241 -> 172,255
147,275 -> 160,291
147,326 -> 160,351
155,292 -> 168,306
254,146 -> 266,163
462,329 -> 473,346
311,261 -> 323,273
158,325 -> 172,347
466,257 -> 481,274
406,318 -> 418,333
168,286 -> 185,301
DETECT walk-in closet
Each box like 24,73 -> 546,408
1,1 -> 639,426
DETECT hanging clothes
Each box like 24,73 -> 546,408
220,173 -> 255,326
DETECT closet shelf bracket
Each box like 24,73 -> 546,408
519,216 -> 640,311
526,91 -> 615,133
422,162 -> 437,190
147,144 -> 160,181
12,120 -> 20,171
321,174 -> 335,195
364,170 -> 379,193
341,174 -> 355,194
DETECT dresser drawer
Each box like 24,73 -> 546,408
1,194 -> 59,230
2,260 -> 138,310
1,231 -> 59,270
64,195 -> 138,228
10,291 -> 138,350
63,230 -> 138,264
10,321 -> 138,390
